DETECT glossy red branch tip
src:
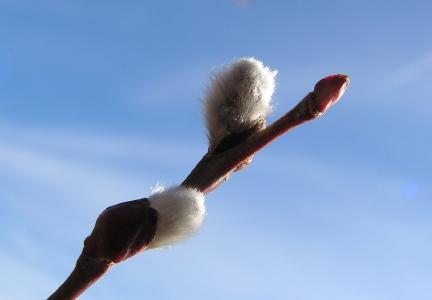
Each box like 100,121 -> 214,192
312,74 -> 349,114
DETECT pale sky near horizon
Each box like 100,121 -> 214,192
1,1 -> 431,299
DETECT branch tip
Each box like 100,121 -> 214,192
312,74 -> 349,114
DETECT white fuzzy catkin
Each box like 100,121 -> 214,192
203,57 -> 277,151
146,185 -> 205,249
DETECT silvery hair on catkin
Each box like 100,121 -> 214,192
203,57 -> 277,151
146,185 -> 205,249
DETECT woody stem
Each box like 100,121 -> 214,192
47,253 -> 112,300
182,74 -> 349,194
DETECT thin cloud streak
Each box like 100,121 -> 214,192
1,123 -> 431,299
1,118 -> 202,166
0,142 -> 145,209
122,63 -> 209,111
0,250 -> 56,300
375,50 -> 432,92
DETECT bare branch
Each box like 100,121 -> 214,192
182,74 -> 349,194
47,73 -> 349,299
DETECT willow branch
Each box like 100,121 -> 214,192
48,199 -> 158,300
47,254 -> 112,300
182,74 -> 349,194
47,73 -> 349,300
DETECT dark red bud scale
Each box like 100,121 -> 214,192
312,74 -> 350,115
83,198 -> 159,264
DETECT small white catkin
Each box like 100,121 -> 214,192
146,185 -> 206,249
203,57 -> 277,151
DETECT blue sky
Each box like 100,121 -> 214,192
1,1 -> 431,299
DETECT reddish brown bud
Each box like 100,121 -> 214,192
83,198 -> 158,264
312,74 -> 349,115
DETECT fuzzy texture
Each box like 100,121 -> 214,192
203,57 -> 277,151
146,185 -> 205,249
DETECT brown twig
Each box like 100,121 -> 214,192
48,199 -> 158,300
182,74 -> 349,194
47,254 -> 112,300
47,74 -> 349,299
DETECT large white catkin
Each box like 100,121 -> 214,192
146,185 -> 205,249
203,57 -> 277,151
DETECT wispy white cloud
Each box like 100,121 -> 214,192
0,254 -> 49,300
1,116 -> 431,299
0,118 -> 202,168
376,50 -> 432,91
121,63 -> 208,110
2,121 -> 431,299
0,120 -> 206,298
0,141 -> 144,209
0,119 -> 204,248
